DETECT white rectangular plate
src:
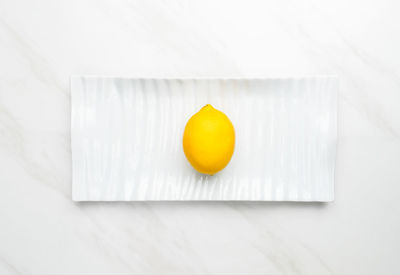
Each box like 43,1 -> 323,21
71,77 -> 337,201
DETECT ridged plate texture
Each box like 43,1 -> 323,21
71,77 -> 337,201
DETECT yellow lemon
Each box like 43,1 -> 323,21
183,104 -> 235,175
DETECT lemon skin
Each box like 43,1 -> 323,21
183,104 -> 235,175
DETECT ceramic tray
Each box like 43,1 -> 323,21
71,77 -> 337,201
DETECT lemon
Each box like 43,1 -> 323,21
183,104 -> 235,175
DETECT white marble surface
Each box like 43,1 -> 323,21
0,0 -> 399,274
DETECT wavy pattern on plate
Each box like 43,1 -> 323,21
71,77 -> 337,201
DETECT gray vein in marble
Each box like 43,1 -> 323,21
340,38 -> 400,87
338,82 -> 400,140
298,242 -> 335,275
299,2 -> 400,139
0,256 -> 22,275
0,0 -> 399,273
0,104 -> 70,197
65,206 -> 145,274
227,202 -> 334,275
273,9 -> 400,140
308,0 -> 400,87
95,0 -> 241,76
89,230 -> 142,274
226,204 -> 302,274
76,203 -> 168,273
0,17 -> 66,96
0,105 -> 24,154
253,239 -> 303,275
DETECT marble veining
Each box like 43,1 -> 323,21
0,0 -> 399,274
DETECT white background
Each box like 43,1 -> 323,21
0,0 -> 399,274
